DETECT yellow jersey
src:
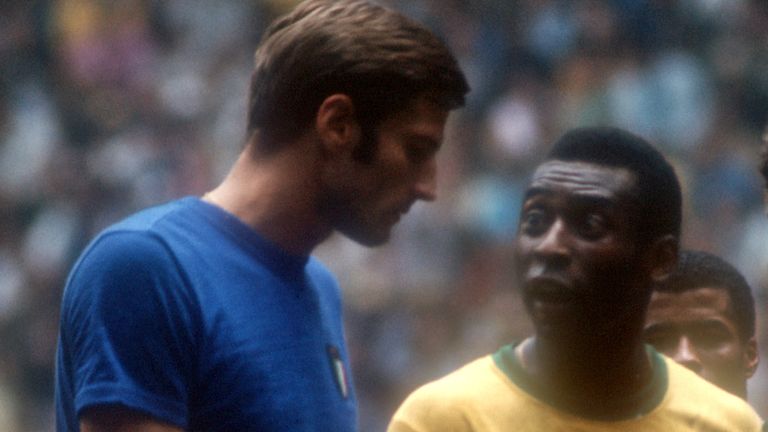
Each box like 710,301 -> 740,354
389,344 -> 762,431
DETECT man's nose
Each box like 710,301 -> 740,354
413,158 -> 437,201
535,218 -> 570,256
671,336 -> 703,375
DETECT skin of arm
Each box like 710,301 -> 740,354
80,406 -> 183,432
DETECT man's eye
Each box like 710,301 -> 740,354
405,142 -> 433,164
692,329 -> 731,349
644,333 -> 675,351
407,148 -> 427,163
579,213 -> 608,239
520,209 -> 549,235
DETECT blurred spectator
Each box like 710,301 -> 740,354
2,0 -> 768,430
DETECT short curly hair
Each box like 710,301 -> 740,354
654,250 -> 755,342
545,127 -> 682,247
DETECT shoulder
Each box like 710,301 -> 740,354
663,356 -> 763,429
66,198 -> 202,291
306,257 -> 342,298
61,209 -> 200,330
389,356 -> 508,431
399,357 -> 497,406
107,198 -> 197,232
66,229 -> 182,299
306,256 -> 336,281
84,228 -> 174,265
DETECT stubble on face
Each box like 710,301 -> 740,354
318,96 -> 448,247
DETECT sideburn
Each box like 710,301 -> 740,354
351,124 -> 379,163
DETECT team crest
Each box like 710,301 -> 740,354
327,345 -> 349,399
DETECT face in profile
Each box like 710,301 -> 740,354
321,96 -> 449,246
644,286 -> 758,399
512,160 -> 647,339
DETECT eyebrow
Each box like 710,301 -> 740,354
644,319 -> 732,334
523,188 -> 616,208
643,321 -> 679,333
522,187 -> 551,201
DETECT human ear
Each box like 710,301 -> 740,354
314,94 -> 361,155
744,336 -> 759,378
646,235 -> 679,283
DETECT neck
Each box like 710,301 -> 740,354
203,138 -> 331,255
520,329 -> 653,416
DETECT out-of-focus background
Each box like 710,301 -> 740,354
1,0 -> 767,430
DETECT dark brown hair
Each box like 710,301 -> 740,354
246,0 -> 469,155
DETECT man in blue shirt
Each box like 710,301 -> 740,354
55,1 -> 469,430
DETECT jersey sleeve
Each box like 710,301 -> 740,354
59,230 -> 199,428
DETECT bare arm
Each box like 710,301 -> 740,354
80,406 -> 183,432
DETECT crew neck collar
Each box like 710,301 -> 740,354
492,341 -> 668,421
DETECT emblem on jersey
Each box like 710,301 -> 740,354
327,345 -> 349,399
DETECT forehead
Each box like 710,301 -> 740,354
527,160 -> 637,201
647,287 -> 734,322
379,96 -> 449,140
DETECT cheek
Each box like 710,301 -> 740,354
595,242 -> 636,265
511,241 -> 533,275
583,250 -> 647,308
364,180 -> 401,209
587,246 -> 640,280
368,158 -> 408,190
697,342 -> 744,371
709,342 -> 743,360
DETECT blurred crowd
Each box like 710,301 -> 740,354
1,0 -> 767,431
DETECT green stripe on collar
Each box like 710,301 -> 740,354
492,342 -> 668,421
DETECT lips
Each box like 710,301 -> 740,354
525,275 -> 577,303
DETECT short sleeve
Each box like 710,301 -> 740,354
59,230 -> 199,428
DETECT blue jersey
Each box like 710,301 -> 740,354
55,197 -> 357,431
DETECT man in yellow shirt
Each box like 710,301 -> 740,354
389,127 -> 763,431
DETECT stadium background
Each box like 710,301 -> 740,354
1,0 -> 767,430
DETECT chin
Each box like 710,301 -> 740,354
343,227 -> 391,247
357,233 -> 390,247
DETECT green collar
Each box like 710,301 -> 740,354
492,342 -> 668,421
